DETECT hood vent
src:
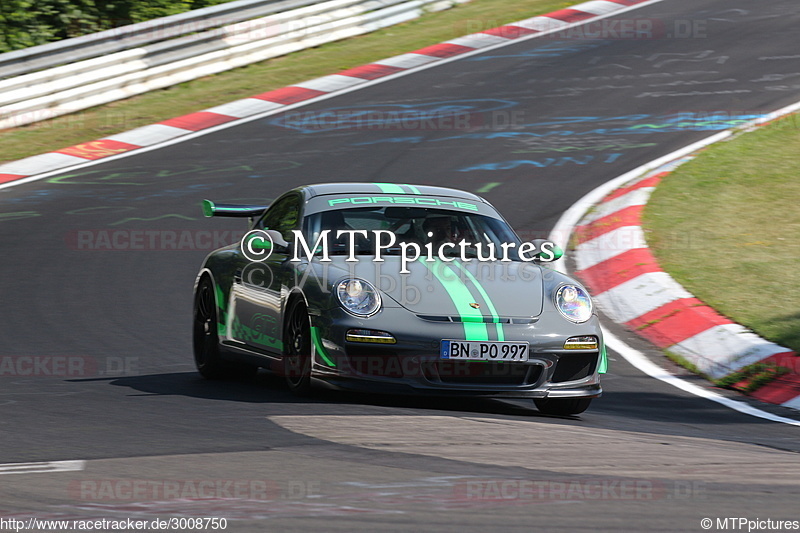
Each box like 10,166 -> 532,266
416,315 -> 536,325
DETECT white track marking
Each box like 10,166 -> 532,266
446,33 -> 510,49
0,460 -> 85,475
575,1 -> 628,15
670,325 -> 790,379
373,52 -> 440,69
515,17 -> 571,31
603,329 -> 800,427
294,74 -> 367,92
105,124 -> 190,146
594,271 -> 692,323
0,153 -> 88,176
578,187 -> 655,225
575,225 -> 648,268
203,98 -> 283,118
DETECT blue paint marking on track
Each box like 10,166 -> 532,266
467,41 -> 606,62
458,153 -> 625,172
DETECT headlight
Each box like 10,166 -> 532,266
555,284 -> 592,323
336,278 -> 381,317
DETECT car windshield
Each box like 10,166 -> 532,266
303,206 -> 521,259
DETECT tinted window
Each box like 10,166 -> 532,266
259,195 -> 300,242
303,206 -> 520,259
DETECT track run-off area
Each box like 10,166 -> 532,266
2,0 -> 800,530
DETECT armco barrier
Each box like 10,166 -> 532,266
0,0 -> 320,78
0,0 -> 469,130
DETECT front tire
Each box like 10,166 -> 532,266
284,299 -> 312,395
534,397 -> 592,416
193,277 -> 228,379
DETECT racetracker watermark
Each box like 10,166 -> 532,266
275,109 -> 525,132
240,229 -> 559,273
2,108 -> 133,130
68,479 -> 320,501
64,14 -> 304,45
1,517 -> 228,532
453,479 -> 706,503
66,230 -> 245,251
346,356 -> 539,379
0,356 -> 137,377
455,18 -> 708,39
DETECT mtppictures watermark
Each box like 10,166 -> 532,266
701,517 -> 800,531
240,229 -> 559,273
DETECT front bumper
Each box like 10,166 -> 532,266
308,306 -> 603,400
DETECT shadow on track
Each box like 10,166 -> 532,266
71,369 -> 784,429
85,370 -> 578,419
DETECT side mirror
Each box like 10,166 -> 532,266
243,230 -> 291,257
262,229 -> 290,254
530,239 -> 563,262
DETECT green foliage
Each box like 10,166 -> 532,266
0,0 -> 235,53
663,350 -> 708,379
714,362 -> 790,393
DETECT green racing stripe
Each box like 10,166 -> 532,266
311,326 -> 336,367
598,341 -> 608,374
374,183 -> 406,194
420,259 -> 489,341
449,261 -> 505,341
215,283 -> 227,335
374,183 -> 423,195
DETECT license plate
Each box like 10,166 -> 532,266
441,340 -> 529,362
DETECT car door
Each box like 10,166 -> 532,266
229,194 -> 301,355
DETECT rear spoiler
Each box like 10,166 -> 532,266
202,199 -> 268,218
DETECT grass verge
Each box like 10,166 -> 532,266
0,0 -> 572,164
643,114 -> 800,354
663,350 -> 709,380
714,362 -> 790,393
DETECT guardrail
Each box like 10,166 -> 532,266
0,0 -> 468,130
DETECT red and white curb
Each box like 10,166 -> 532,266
570,118 -> 800,411
0,0 -> 652,187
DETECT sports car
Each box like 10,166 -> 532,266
193,183 -> 606,415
